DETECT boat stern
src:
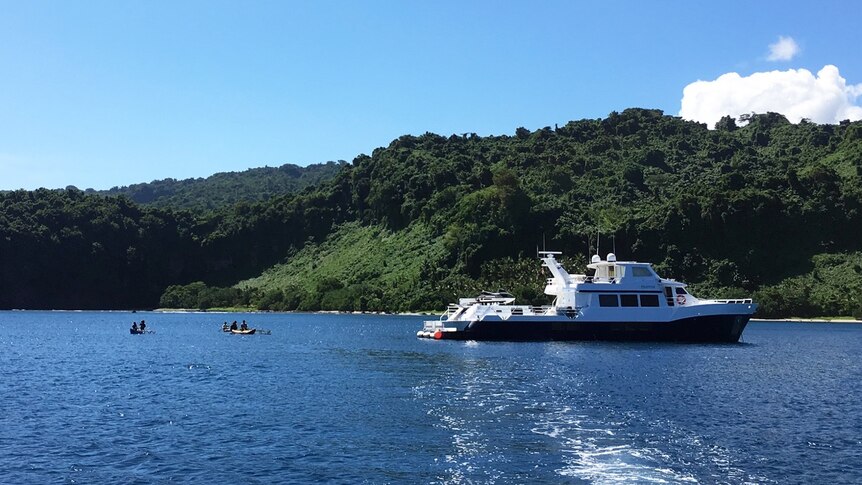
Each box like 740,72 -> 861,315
417,319 -> 470,339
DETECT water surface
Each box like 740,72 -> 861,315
1,312 -> 860,483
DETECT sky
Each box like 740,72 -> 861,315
1,1 -> 860,191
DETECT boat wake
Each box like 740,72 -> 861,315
531,407 -> 697,484
530,405 -> 775,484
413,348 -> 775,484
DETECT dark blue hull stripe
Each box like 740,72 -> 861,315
441,314 -> 751,342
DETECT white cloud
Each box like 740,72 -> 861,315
679,65 -> 862,128
767,36 -> 800,61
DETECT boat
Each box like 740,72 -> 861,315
230,328 -> 256,335
418,251 -> 757,342
130,328 -> 144,334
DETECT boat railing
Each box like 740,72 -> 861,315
712,298 -> 753,304
423,320 -> 447,332
440,304 -> 461,320
530,306 -> 553,315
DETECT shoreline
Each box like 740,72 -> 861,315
3,308 -> 860,323
150,310 -> 862,321
751,317 -> 862,323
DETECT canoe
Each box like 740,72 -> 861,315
230,328 -> 256,335
130,328 -> 144,334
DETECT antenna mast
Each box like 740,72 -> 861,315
596,229 -> 600,255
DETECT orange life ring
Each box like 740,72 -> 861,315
676,295 -> 686,305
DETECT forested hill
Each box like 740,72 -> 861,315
2,109 -> 862,317
97,161 -> 344,211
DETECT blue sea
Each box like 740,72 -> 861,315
1,312 -> 860,484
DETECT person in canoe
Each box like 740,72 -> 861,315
139,320 -> 146,332
240,320 -> 248,331
230,321 -> 238,331
222,322 -> 229,332
131,322 -> 139,332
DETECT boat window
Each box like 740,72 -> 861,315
675,287 -> 688,295
620,294 -> 639,307
640,294 -> 660,307
631,266 -> 652,277
664,287 -> 673,297
598,294 -> 619,307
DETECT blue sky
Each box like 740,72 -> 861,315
1,1 -> 860,190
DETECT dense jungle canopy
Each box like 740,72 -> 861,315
2,109 -> 861,318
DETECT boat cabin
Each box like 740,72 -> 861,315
541,252 -> 694,310
586,253 -> 659,284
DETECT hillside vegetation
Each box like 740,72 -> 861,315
97,161 -> 344,211
2,109 -> 862,318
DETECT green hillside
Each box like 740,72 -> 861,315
98,161 -> 344,211
238,222 -> 450,312
3,109 -> 862,318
